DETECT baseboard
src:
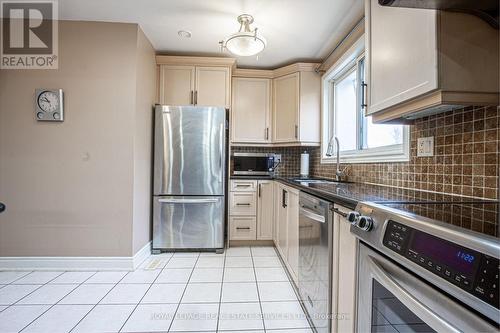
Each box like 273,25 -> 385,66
0,241 -> 152,271
228,240 -> 274,247
132,241 -> 153,270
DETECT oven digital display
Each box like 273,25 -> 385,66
410,232 -> 478,275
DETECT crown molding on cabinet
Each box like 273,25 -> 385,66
156,55 -> 236,68
232,68 -> 274,78
272,62 -> 321,78
155,56 -> 320,78
233,63 -> 321,79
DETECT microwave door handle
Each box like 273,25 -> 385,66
369,257 -> 461,333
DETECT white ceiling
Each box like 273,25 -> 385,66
59,0 -> 364,68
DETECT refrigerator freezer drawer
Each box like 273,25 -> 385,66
153,196 -> 224,250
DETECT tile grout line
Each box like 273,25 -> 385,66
67,268 -> 139,333
117,252 -> 178,333
215,250 -> 226,332
18,270 -> 98,333
250,247 -> 267,332
11,270 -> 67,307
3,271 -> 32,285
165,252 -> 202,333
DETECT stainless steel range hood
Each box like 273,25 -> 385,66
378,0 -> 499,28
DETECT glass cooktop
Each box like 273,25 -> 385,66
381,201 -> 499,238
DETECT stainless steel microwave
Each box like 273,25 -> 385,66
232,153 -> 276,176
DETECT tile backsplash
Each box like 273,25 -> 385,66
232,105 -> 499,200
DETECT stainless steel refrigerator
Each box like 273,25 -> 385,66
152,105 -> 226,252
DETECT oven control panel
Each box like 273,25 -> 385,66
383,220 -> 499,309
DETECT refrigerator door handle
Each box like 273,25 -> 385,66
158,198 -> 220,204
219,123 -> 224,168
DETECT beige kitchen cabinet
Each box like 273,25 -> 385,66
273,73 -> 299,142
230,180 -> 257,192
331,204 -> 358,333
159,65 -> 195,106
229,192 -> 257,216
157,56 -> 235,108
365,0 -> 499,123
273,181 -> 282,245
257,180 -> 274,240
229,216 -> 257,241
195,66 -> 231,107
229,179 -> 274,242
275,182 -> 288,258
286,188 -> 299,281
274,182 -> 299,283
273,70 -> 320,144
231,77 -> 272,144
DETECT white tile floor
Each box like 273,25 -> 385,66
0,246 -> 312,333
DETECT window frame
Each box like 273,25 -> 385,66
320,36 -> 409,164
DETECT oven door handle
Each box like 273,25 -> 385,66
369,257 -> 460,333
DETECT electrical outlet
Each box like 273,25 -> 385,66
274,154 -> 282,164
417,137 -> 434,157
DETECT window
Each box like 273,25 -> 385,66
322,40 -> 409,163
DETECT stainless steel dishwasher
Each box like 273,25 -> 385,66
298,191 -> 332,333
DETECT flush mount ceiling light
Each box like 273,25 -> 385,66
220,14 -> 266,57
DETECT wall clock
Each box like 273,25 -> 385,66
35,89 -> 64,121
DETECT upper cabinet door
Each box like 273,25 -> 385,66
159,65 -> 195,105
366,0 -> 438,115
195,66 -> 230,108
273,73 -> 299,142
231,78 -> 272,144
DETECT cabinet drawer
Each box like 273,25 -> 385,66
229,216 -> 257,240
229,192 -> 257,216
230,180 -> 257,192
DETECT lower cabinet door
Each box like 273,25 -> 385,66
257,181 -> 274,240
230,192 -> 257,216
229,216 -> 257,240
334,205 -> 358,333
276,185 -> 289,258
287,189 -> 300,283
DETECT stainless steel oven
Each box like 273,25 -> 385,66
350,202 -> 499,332
357,244 -> 496,332
232,152 -> 276,176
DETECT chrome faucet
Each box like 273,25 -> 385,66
326,136 -> 346,181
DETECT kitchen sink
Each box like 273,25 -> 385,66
292,178 -> 352,185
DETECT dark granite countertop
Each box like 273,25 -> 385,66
231,175 -> 496,208
230,175 -> 499,237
